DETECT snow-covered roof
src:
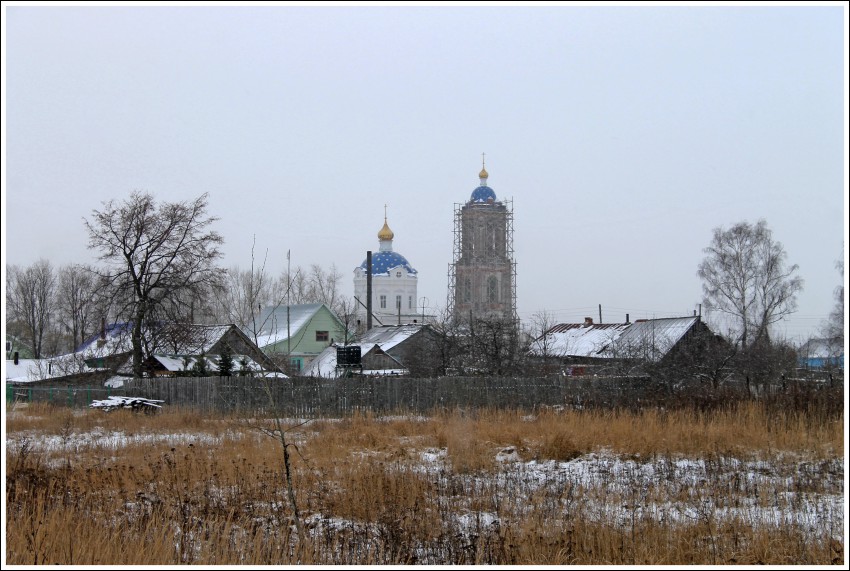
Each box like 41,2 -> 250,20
612,317 -> 699,361
249,304 -> 329,349
301,325 -> 425,378
301,345 -> 340,378
6,359 -> 52,383
356,324 -> 425,351
799,338 -> 844,359
529,323 -> 629,358
529,317 -> 701,362
77,323 -> 238,360
5,355 -> 93,383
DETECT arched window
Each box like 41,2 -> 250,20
487,276 -> 499,303
486,222 -> 496,254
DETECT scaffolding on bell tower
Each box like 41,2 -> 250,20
447,196 -> 516,325
446,202 -> 463,319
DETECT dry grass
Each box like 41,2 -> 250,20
5,394 -> 844,565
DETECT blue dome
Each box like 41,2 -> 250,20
470,185 -> 497,203
359,251 -> 418,275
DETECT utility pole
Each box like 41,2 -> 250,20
287,250 -> 291,362
366,251 -> 373,331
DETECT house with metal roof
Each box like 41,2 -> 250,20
528,319 -> 631,360
248,303 -> 350,372
798,338 -> 844,370
302,323 -> 441,378
6,333 -> 35,361
528,316 -> 721,375
77,322 -> 280,377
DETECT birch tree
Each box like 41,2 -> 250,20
6,259 -> 56,358
55,263 -> 98,352
697,219 -> 803,348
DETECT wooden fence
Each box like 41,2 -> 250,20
120,375 -> 684,415
11,374 -> 831,415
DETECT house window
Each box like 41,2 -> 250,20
290,358 -> 302,372
396,271 -> 402,278
409,296 -> 413,309
316,331 -> 329,342
396,295 -> 402,309
380,295 -> 387,308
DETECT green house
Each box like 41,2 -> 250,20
249,303 -> 349,372
6,334 -> 35,361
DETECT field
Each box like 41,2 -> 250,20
4,388 -> 846,565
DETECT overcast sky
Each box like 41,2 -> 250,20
3,2 -> 847,343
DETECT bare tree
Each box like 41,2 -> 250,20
6,260 -> 57,358
425,306 -> 465,376
276,263 -> 342,308
469,316 -> 523,376
216,266 -> 263,329
821,251 -> 844,351
55,263 -> 98,352
85,191 -> 224,377
697,219 -> 803,348
525,310 -> 560,375
332,296 -> 358,346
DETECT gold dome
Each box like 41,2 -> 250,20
378,219 -> 394,241
479,152 -> 489,179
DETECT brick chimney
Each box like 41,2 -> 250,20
584,317 -> 594,325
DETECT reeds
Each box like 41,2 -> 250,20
5,392 -> 844,565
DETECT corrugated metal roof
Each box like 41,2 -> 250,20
530,317 -> 700,361
609,317 -> 698,361
529,323 -> 630,358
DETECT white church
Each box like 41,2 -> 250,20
353,212 -> 421,329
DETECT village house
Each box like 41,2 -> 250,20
528,316 -> 724,376
302,323 -> 441,378
249,303 -> 350,373
77,322 -> 281,378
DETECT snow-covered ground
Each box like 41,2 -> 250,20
7,420 -> 842,546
